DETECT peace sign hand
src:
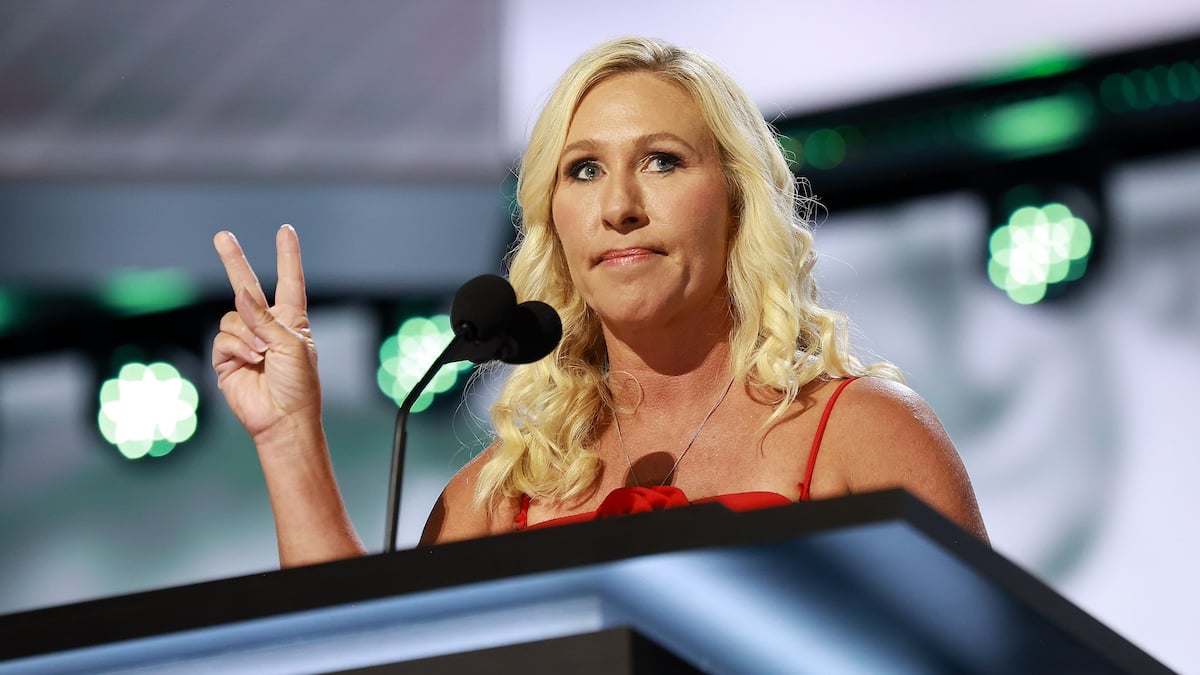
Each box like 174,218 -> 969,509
212,225 -> 322,447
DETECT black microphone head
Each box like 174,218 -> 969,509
500,300 -> 563,365
450,274 -> 516,343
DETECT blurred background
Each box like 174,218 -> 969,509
1,0 -> 1198,671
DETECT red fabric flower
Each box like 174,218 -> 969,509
595,485 -> 691,517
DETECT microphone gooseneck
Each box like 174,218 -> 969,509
384,275 -> 562,553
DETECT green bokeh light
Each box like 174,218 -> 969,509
978,50 -> 1083,86
804,129 -> 847,170
977,89 -> 1093,157
0,288 -> 20,335
1101,62 -> 1200,113
778,134 -> 805,169
1167,61 -> 1200,102
377,314 -> 473,412
99,268 -> 198,316
1100,73 -> 1134,113
988,203 -> 1094,304
98,361 -> 199,459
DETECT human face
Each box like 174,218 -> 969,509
551,72 -> 732,335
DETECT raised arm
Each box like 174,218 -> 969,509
212,225 -> 366,566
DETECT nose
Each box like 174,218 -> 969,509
600,171 -> 648,233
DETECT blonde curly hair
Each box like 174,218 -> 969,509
474,37 -> 899,508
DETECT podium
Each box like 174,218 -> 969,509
0,490 -> 1172,674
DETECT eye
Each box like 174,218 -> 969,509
566,160 -> 601,182
646,152 -> 682,173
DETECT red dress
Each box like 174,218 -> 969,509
515,378 -> 857,530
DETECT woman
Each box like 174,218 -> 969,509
213,37 -> 987,567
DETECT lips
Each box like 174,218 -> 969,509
596,247 -> 662,266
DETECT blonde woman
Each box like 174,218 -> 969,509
213,37 -> 987,567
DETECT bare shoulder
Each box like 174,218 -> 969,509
419,442 -> 517,545
828,377 -> 950,453
820,377 -> 989,542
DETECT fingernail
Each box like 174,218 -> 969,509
252,337 -> 269,352
249,351 -> 265,364
281,223 -> 293,232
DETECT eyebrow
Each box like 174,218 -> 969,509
560,131 -> 700,159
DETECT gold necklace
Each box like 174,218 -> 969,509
613,376 -> 736,487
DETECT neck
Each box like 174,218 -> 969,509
602,294 -> 735,417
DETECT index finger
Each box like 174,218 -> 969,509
274,224 -> 307,312
213,230 -> 269,307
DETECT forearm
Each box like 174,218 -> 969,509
254,416 -> 367,567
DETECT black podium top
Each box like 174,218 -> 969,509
0,490 -> 1172,674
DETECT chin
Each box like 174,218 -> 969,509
603,299 -> 688,333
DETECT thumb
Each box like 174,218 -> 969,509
235,287 -> 305,350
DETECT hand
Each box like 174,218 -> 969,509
212,225 -> 322,446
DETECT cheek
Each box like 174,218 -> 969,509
550,193 -> 587,282
550,193 -> 580,246
551,192 -> 600,271
673,181 -> 732,251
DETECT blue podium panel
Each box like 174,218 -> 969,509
0,491 -> 1172,675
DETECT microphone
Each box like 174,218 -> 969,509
443,275 -> 562,365
384,275 -> 562,552
498,300 -> 563,364
449,274 -> 516,362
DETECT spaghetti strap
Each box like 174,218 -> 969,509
799,377 -> 858,501
515,494 -> 532,530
